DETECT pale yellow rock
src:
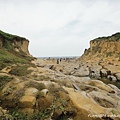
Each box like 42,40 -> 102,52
64,87 -> 106,115
87,80 -> 114,92
1,66 -> 11,73
41,89 -> 48,96
19,95 -> 36,108
24,87 -> 39,97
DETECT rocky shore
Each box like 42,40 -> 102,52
0,30 -> 120,120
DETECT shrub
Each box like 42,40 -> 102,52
3,86 -> 16,96
27,81 -> 46,91
106,52 -> 113,57
13,88 -> 25,103
9,65 -> 32,76
0,76 -> 13,89
116,52 -> 120,61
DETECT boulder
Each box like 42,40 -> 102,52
24,87 -> 39,97
89,67 -> 100,78
73,67 -> 89,77
19,96 -> 36,108
87,80 -> 114,92
40,89 -> 49,96
107,75 -> 117,82
89,91 -> 118,108
1,66 -> 12,73
115,73 -> 120,81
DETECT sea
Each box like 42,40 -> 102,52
38,56 -> 80,59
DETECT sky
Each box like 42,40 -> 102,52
0,0 -> 120,57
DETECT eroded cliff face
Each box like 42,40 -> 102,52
11,38 -> 30,56
80,33 -> 120,61
0,30 -> 30,56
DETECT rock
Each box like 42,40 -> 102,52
107,75 -> 117,82
73,67 -> 89,77
89,67 -> 101,78
1,66 -> 12,73
19,96 -> 36,108
64,87 -> 106,119
24,87 -> 39,97
100,69 -> 107,78
72,84 -> 80,91
87,80 -> 114,92
0,73 -> 10,76
108,84 -> 120,93
89,91 -> 118,108
41,89 -> 49,96
115,73 -> 120,81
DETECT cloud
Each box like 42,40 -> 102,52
0,0 -> 120,57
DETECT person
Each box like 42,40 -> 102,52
57,59 -> 59,64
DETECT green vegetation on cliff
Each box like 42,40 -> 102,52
92,32 -> 120,42
0,30 -> 24,40
0,30 -> 35,75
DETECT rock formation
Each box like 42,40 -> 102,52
0,30 -> 30,56
0,30 -> 120,120
81,32 -> 120,62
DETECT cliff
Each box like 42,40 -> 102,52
0,30 -> 33,70
80,32 -> 120,61
0,30 -> 30,56
0,31 -> 120,120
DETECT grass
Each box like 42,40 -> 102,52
9,65 -> 33,76
116,52 -> 120,61
8,97 -> 68,120
0,76 -> 13,90
3,86 -> 16,96
0,48 -> 34,70
26,81 -> 46,91
106,52 -> 113,57
0,30 -> 34,70
13,88 -> 25,103
92,32 -> 120,42
0,30 -> 24,40
9,108 -> 51,120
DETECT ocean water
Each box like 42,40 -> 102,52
38,56 -> 80,59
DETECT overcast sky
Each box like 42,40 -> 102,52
0,0 -> 120,57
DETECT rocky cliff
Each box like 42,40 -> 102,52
0,31 -> 120,120
0,30 -> 30,56
80,33 -> 120,61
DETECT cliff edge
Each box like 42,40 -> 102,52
80,32 -> 120,62
0,30 -> 30,56
0,30 -> 33,70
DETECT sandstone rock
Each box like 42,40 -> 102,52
19,95 -> 36,108
1,66 -> 12,73
41,89 -> 49,96
87,80 -> 114,92
108,84 -> 120,94
107,75 -> 117,82
24,87 -> 39,97
89,67 -> 101,78
0,73 -> 10,76
73,67 -> 89,77
64,87 -> 106,119
89,91 -> 118,108
115,73 -> 120,81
